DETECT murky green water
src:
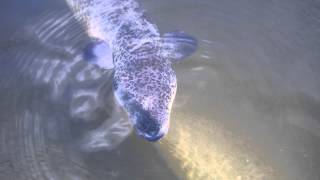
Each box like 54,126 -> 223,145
0,0 -> 320,179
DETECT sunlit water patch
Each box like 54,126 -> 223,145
156,111 -> 277,180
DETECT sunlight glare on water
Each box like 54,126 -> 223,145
156,112 -> 275,180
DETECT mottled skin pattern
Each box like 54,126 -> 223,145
114,48 -> 177,141
106,0 -> 176,141
67,0 -> 194,141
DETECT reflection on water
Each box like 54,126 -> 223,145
1,0 -> 320,179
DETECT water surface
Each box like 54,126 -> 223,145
0,0 -> 320,179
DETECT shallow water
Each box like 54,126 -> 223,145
0,0 -> 320,179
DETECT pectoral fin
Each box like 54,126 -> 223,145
83,39 -> 114,69
161,31 -> 198,62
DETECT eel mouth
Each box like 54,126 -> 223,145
137,130 -> 165,142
